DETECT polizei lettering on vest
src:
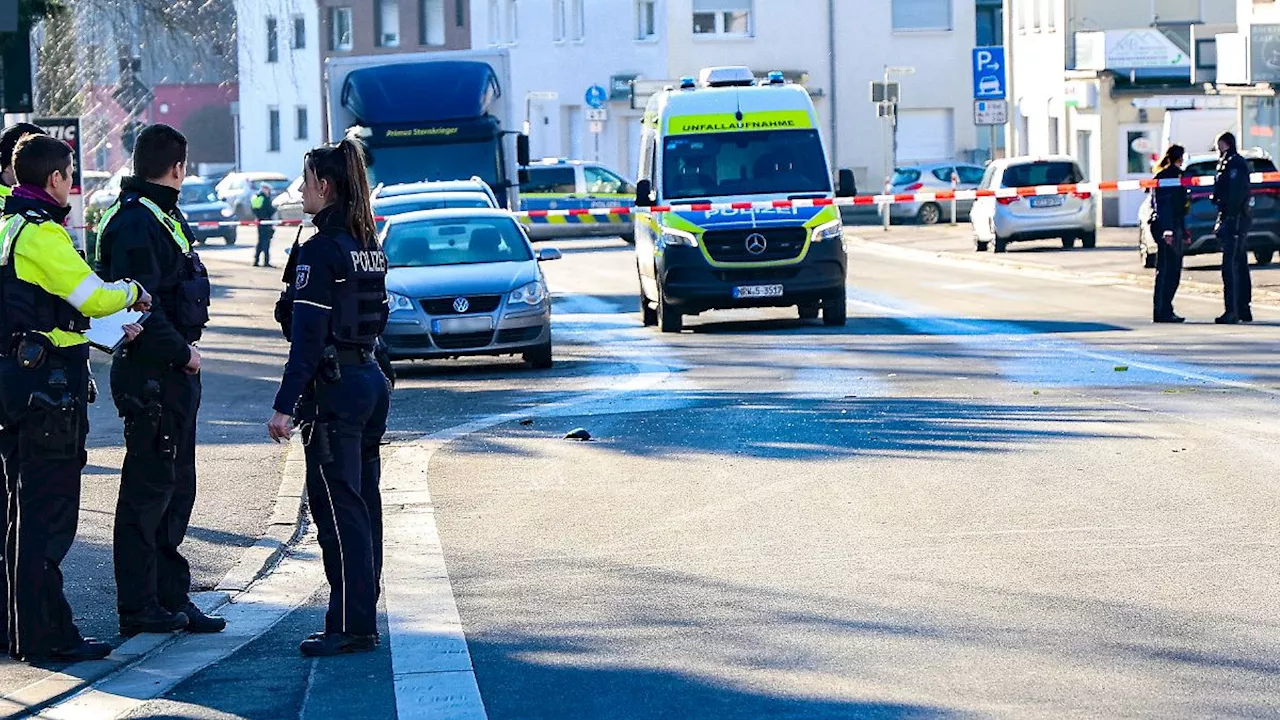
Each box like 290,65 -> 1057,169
350,250 -> 388,273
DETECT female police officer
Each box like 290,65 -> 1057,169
267,138 -> 390,657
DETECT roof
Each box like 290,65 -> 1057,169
375,179 -> 495,199
992,155 -> 1079,167
233,171 -> 289,180
342,61 -> 501,126
374,191 -> 491,205
382,207 -> 517,225
646,83 -> 817,127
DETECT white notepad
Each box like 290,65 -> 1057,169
86,309 -> 149,354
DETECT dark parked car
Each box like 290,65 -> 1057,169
179,177 -> 237,245
1138,151 -> 1280,268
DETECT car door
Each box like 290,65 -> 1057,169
954,165 -> 986,217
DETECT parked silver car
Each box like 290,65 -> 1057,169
374,192 -> 497,232
373,178 -> 500,206
273,175 -> 305,222
969,155 -> 1097,253
216,171 -> 291,219
380,208 -> 560,368
884,162 -> 986,224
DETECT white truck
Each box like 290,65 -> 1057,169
324,49 -> 529,209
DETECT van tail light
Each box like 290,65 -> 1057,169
1073,191 -> 1092,200
905,183 -> 924,192
996,196 -> 1018,205
1255,186 -> 1280,196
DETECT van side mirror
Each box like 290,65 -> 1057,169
518,169 -> 530,186
517,134 -> 531,167
635,179 -> 655,207
837,169 -> 857,198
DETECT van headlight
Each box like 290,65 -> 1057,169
509,280 -> 547,305
220,207 -> 234,218
387,292 -> 414,312
811,219 -> 843,243
659,227 -> 698,248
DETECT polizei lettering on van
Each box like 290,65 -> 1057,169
666,111 -> 813,136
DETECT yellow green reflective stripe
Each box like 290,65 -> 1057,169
138,197 -> 191,252
0,214 -> 26,265
666,110 -> 813,135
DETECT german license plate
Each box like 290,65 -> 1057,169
733,284 -> 784,299
434,316 -> 493,334
1030,196 -> 1064,208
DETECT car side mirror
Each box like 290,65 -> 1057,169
635,179 -> 655,207
837,169 -> 857,198
517,134 -> 531,168
537,247 -> 562,262
518,168 -> 530,186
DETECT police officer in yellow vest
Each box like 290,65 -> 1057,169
0,123 -> 46,201
0,134 -> 151,662
96,124 -> 223,638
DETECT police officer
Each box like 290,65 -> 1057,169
1150,144 -> 1188,323
0,134 -> 151,661
96,124 -> 224,637
1212,131 -> 1253,324
267,139 -> 389,657
0,123 -> 46,200
251,183 -> 277,267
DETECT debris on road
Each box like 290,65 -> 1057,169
564,428 -> 593,441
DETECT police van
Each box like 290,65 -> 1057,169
634,66 -> 857,332
520,159 -> 636,243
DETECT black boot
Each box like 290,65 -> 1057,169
47,637 -> 112,662
1215,313 -> 1241,325
308,630 -> 381,645
120,603 -> 190,637
299,632 -> 377,657
172,602 -> 226,634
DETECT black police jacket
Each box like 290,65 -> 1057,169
97,177 -> 203,369
1150,165 -> 1188,236
1212,151 -> 1252,218
272,205 -> 388,415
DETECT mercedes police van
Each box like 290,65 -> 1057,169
634,66 -> 857,332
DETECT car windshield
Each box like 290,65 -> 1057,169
662,129 -> 831,200
891,169 -> 921,186
1001,162 -> 1081,187
1185,158 -> 1278,177
180,183 -> 219,204
374,196 -> 495,231
383,217 -> 532,268
367,142 -> 503,191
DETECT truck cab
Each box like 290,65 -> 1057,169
634,67 -> 855,332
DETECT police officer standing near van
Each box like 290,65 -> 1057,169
96,124 -> 224,637
268,139 -> 390,657
0,134 -> 150,661
1212,131 -> 1254,324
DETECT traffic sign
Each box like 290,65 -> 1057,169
588,121 -> 604,134
972,47 -> 1006,100
585,85 -> 607,109
585,108 -> 608,121
973,99 -> 1008,125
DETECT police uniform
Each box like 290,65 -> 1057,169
1150,165 -> 1188,322
97,177 -> 215,633
274,205 -> 389,650
0,189 -> 141,660
1213,149 -> 1254,322
251,190 -> 276,267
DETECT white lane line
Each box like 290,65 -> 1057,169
35,534 -> 324,720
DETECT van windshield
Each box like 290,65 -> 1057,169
662,129 -> 830,200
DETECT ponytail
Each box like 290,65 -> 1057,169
304,138 -> 379,248
1155,144 -> 1185,175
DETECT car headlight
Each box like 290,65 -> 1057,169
509,280 -> 547,306
220,207 -> 234,218
811,219 -> 843,243
658,227 -> 698,247
387,292 -> 414,312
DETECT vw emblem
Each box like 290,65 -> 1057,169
744,233 -> 768,256
452,297 -> 470,313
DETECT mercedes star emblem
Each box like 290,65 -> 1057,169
452,297 -> 471,313
744,233 -> 768,255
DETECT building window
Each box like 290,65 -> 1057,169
1041,0 -> 1053,32
268,107 -> 281,152
505,0 -> 518,43
692,1 -> 751,36
488,0 -> 500,44
553,0 -> 566,40
292,15 -> 306,49
266,17 -> 279,63
891,0 -> 951,32
636,0 -> 657,40
571,0 -> 584,39
296,106 -> 308,141
421,0 -> 445,44
976,0 -> 1001,46
377,0 -> 401,47
329,7 -> 353,51
456,0 -> 466,26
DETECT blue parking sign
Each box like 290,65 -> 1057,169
585,85 -> 607,109
972,47 -> 1006,100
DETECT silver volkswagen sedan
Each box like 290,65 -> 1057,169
380,208 -> 561,368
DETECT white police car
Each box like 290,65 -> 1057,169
520,159 -> 636,242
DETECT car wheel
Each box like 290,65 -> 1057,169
974,238 -> 989,252
917,202 -> 942,226
1254,249 -> 1274,266
994,237 -> 1008,253
639,281 -> 658,327
1061,236 -> 1076,249
657,292 -> 682,333
822,289 -> 847,327
523,340 -> 553,369
798,303 -> 819,320
1080,232 -> 1097,249
621,232 -> 636,245
224,232 -> 237,246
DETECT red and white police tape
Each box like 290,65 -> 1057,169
75,172 -> 1280,231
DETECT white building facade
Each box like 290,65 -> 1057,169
474,0 -> 983,189
234,0 -> 324,177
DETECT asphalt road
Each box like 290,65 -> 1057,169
13,224 -> 1280,718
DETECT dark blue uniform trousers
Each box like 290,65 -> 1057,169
303,361 -> 388,636
1219,215 -> 1253,317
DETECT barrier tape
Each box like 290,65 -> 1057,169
73,172 -> 1280,230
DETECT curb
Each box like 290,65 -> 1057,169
847,235 -> 1280,304
0,436 -> 308,719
